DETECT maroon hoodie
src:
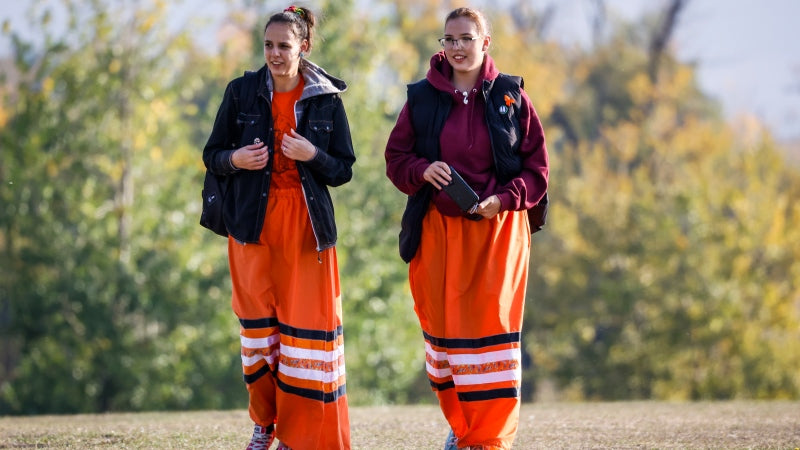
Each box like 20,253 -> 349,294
385,52 -> 549,217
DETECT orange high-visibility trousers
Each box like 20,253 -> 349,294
228,187 -> 350,450
409,206 -> 530,450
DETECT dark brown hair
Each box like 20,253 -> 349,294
265,6 -> 316,51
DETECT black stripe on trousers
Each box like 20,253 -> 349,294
423,331 -> 520,349
244,367 -> 347,403
243,363 -> 274,384
239,318 -> 343,343
276,377 -> 347,403
430,379 -> 455,391
458,387 -> 520,402
240,317 -> 279,329
429,380 -> 520,401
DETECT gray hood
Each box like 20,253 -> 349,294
264,59 -> 347,100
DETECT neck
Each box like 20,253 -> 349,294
452,70 -> 479,92
272,73 -> 301,93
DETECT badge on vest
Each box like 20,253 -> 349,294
499,105 -> 509,114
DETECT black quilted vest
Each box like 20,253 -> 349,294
397,74 -> 547,263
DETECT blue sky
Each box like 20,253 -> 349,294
534,0 -> 799,141
2,1 -> 798,141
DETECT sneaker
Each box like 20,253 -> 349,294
275,442 -> 291,450
246,424 -> 275,450
444,429 -> 458,450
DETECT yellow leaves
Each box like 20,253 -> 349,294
674,234 -> 689,250
183,103 -> 198,117
148,98 -> 168,117
150,146 -> 163,162
42,77 -> 55,96
46,160 -> 58,178
135,0 -> 166,34
108,59 -> 121,74
764,195 -> 788,247
579,323 -> 596,343
672,66 -> 694,93
602,121 -> 640,163
627,73 -> 652,105
133,132 -> 148,153
138,15 -> 156,34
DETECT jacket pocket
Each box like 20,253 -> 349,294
307,120 -> 333,150
237,112 -> 263,146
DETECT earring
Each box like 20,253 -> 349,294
299,51 -> 305,58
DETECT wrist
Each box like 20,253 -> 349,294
229,151 -> 240,170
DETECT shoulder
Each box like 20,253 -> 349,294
306,92 -> 346,120
494,73 -> 524,90
407,78 -> 435,97
227,70 -> 261,98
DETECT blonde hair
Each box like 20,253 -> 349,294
445,7 -> 491,36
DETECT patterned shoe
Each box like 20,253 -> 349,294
275,442 -> 292,450
444,429 -> 458,450
246,424 -> 275,450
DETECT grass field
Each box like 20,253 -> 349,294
1,401 -> 799,449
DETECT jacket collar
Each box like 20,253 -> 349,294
258,61 -> 347,101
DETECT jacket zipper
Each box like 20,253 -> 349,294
294,98 -> 325,261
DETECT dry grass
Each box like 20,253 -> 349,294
1,401 -> 799,449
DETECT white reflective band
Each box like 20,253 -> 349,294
424,342 -> 448,361
241,349 -> 279,367
426,361 -> 452,379
452,367 -> 521,386
279,364 -> 346,383
240,334 -> 280,349
281,344 -> 344,363
448,348 -> 521,365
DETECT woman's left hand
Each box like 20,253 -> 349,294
476,195 -> 501,219
281,129 -> 318,162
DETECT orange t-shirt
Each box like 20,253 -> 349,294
270,78 -> 305,189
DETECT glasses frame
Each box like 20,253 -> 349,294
438,36 -> 480,48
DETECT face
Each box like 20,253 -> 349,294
263,22 -> 308,79
442,16 -> 490,75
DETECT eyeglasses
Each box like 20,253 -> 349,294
438,36 -> 479,48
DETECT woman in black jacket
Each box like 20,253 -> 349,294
202,6 -> 355,450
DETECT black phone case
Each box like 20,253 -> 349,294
442,166 -> 479,212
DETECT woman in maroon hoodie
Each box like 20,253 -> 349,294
385,7 -> 549,450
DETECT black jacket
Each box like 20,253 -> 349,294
203,63 -> 355,250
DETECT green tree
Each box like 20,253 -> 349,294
1,0 -> 242,413
525,16 -> 800,400
2,0 -> 799,414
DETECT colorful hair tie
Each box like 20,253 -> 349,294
284,6 -> 305,17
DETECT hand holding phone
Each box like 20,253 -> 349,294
441,166 -> 479,214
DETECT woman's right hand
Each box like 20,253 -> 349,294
422,161 -> 452,190
231,140 -> 269,170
